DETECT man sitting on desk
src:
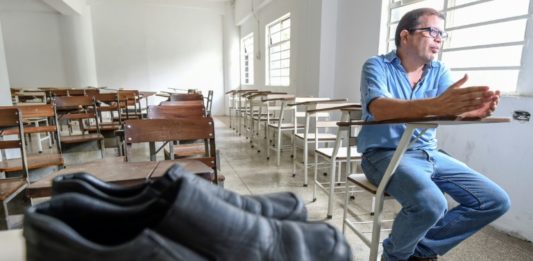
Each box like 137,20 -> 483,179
358,7 -> 510,261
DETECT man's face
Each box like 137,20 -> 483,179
403,15 -> 445,63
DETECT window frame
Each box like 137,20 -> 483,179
240,33 -> 254,86
265,12 -> 291,87
384,0 -> 532,95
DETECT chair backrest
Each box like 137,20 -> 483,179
16,104 -> 55,119
84,89 -> 100,97
170,93 -> 203,101
124,118 -> 213,143
67,89 -> 86,96
54,95 -> 95,111
53,96 -> 100,131
147,105 -> 205,119
123,118 -> 217,172
15,104 -> 62,154
0,107 -> 29,182
159,100 -> 204,106
94,93 -> 118,103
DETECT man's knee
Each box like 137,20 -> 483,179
485,189 -> 511,217
408,190 -> 447,222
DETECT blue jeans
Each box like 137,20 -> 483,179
361,149 -> 510,261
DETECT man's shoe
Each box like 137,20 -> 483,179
23,194 -> 207,261
28,180 -> 351,261
153,175 -> 352,260
52,163 -> 307,221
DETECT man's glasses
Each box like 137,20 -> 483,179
408,27 -> 448,40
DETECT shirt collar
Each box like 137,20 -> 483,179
384,50 -> 437,68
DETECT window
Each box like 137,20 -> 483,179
266,13 -> 291,86
384,0 -> 531,94
241,33 -> 254,85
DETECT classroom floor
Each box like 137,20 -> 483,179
214,116 -> 533,261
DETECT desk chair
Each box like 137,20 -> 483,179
341,116 -> 510,261
262,94 -> 300,166
289,98 -> 347,186
53,96 -> 105,159
0,108 -> 29,230
313,105 -> 362,218
124,117 -> 220,184
0,105 -> 64,176
117,90 -> 142,120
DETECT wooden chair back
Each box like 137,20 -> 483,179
84,89 -> 100,97
52,96 -> 104,158
159,100 -> 204,106
54,95 -> 95,113
0,107 -> 30,229
147,105 -> 205,119
170,93 -> 203,102
67,89 -> 86,96
124,117 -> 218,182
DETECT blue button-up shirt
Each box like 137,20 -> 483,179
357,50 -> 453,153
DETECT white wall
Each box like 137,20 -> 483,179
438,96 -> 533,241
61,3 -> 98,87
90,0 -> 226,114
0,0 -> 68,88
0,21 -> 11,105
236,0 -> 323,97
223,1 -> 240,114
333,0 -> 382,103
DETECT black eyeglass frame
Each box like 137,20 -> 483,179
408,27 -> 448,39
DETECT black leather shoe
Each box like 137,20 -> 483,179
52,163 -> 307,221
29,178 -> 351,261
154,174 -> 352,260
23,193 -> 207,261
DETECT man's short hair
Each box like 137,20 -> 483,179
394,8 -> 445,47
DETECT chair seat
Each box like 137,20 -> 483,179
61,133 -> 104,144
347,173 -> 390,196
0,179 -> 27,201
294,133 -> 337,141
315,147 -> 361,160
86,124 -> 121,132
0,154 -> 64,173
268,123 -> 304,129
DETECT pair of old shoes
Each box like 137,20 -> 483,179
23,163 -> 352,261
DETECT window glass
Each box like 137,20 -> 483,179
266,13 -> 291,86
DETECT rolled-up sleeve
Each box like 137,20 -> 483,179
360,58 -> 391,118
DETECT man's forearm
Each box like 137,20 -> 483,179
369,97 -> 438,121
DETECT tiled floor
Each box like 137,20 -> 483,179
214,116 -> 533,261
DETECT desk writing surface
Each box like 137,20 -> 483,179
288,98 -> 347,106
27,157 -> 157,198
307,103 -> 361,113
337,116 -> 511,127
26,158 -> 214,198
